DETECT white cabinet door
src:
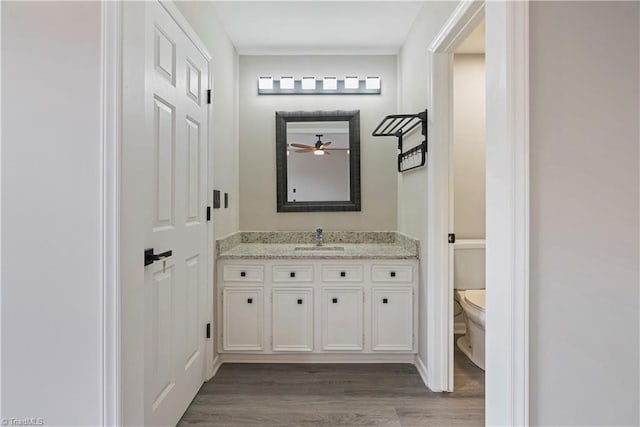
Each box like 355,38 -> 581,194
272,288 -> 314,352
222,287 -> 263,351
371,287 -> 413,351
322,287 -> 364,351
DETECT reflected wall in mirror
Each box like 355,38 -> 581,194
276,110 -> 361,212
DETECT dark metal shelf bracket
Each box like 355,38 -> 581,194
372,109 -> 428,173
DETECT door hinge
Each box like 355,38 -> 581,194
448,233 -> 456,244
206,323 -> 211,339
206,206 -> 211,221
207,89 -> 212,104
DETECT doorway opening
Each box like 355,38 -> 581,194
450,16 -> 486,401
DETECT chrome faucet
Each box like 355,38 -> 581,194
315,228 -> 323,246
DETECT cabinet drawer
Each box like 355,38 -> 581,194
321,265 -> 364,282
272,265 -> 313,282
371,265 -> 413,283
223,265 -> 264,282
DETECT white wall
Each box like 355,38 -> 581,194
397,0 -> 460,368
239,55 -> 398,231
529,2 -> 639,425
1,2 -> 103,424
175,0 -> 239,239
453,54 -> 485,239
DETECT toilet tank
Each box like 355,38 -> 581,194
454,239 -> 485,290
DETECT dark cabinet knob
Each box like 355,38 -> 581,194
382,298 -> 388,304
290,271 -> 296,278
247,298 -> 253,304
332,297 -> 338,304
297,299 -> 303,305
340,271 -> 346,277
390,271 -> 396,278
240,271 -> 246,277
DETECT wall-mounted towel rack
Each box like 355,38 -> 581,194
372,110 -> 427,172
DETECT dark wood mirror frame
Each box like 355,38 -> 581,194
276,110 -> 361,212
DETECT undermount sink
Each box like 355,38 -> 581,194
294,245 -> 345,252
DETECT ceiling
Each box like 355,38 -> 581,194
210,1 -> 426,55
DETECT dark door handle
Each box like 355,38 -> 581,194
144,248 -> 173,266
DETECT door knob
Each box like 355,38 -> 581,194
144,248 -> 173,266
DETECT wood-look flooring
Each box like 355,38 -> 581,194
179,342 -> 484,426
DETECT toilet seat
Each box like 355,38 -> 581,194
464,290 -> 485,312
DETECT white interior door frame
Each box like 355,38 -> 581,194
101,1 -> 122,424
426,0 -> 530,425
101,1 -> 215,424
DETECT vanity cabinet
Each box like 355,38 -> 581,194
217,259 -> 418,359
272,287 -> 314,351
322,287 -> 364,351
222,287 -> 263,351
371,287 -> 414,351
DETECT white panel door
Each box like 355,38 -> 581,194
371,287 -> 413,351
321,287 -> 364,351
272,288 -> 314,352
143,2 -> 209,425
222,287 -> 264,351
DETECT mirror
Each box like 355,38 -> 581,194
276,110 -> 361,212
276,110 -> 360,212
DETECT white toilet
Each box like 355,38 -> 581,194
453,239 -> 486,370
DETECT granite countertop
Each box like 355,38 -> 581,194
216,232 -> 419,260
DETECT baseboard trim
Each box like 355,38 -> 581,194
210,355 -> 223,378
414,355 -> 429,389
219,353 -> 417,364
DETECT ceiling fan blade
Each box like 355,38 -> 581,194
325,148 -> 349,150
291,143 -> 314,149
294,149 -> 310,153
322,141 -> 333,147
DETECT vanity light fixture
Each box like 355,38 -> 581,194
323,77 -> 338,90
366,76 -> 381,90
258,76 -> 273,90
344,76 -> 359,89
280,76 -> 295,89
301,77 -> 316,90
257,76 -> 381,95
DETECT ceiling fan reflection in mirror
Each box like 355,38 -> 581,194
289,134 -> 349,156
